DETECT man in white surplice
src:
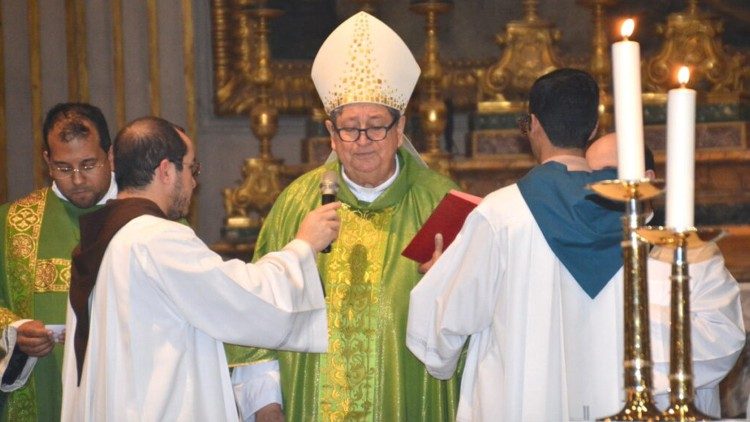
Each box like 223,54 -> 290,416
406,69 -> 744,421
60,117 -> 341,421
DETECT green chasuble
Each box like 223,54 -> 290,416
0,188 -> 102,421
226,149 -> 462,421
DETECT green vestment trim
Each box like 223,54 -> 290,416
0,188 -> 101,421
318,204 -> 394,420
3,189 -> 47,421
226,149 -> 463,421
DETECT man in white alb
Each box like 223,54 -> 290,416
406,69 -> 744,421
61,116 -> 340,421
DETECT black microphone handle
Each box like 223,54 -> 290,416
321,193 -> 336,253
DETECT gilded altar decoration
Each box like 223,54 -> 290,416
578,0 -> 618,134
643,0 -> 748,99
221,1 -> 285,243
411,1 -> 454,173
478,0 -> 562,103
222,157 -> 283,231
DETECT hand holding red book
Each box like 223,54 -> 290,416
402,190 -> 482,264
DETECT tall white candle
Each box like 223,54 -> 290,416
666,66 -> 697,230
611,19 -> 645,180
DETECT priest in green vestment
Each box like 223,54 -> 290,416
0,103 -> 116,421
226,11 -> 462,422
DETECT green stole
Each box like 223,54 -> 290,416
0,188 -> 102,421
226,150 -> 462,421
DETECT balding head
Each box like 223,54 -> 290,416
586,132 -> 618,170
113,117 -> 187,190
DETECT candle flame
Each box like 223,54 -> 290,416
677,66 -> 690,85
621,19 -> 635,38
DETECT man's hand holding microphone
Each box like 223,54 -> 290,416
294,170 -> 341,254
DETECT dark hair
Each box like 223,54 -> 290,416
529,68 -> 599,149
114,117 -> 187,190
42,103 -> 111,153
329,104 -> 400,124
645,145 -> 655,172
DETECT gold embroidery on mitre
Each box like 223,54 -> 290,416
324,14 -> 406,113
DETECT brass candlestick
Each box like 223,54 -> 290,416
410,0 -> 453,175
637,226 -> 724,421
221,1 -> 284,244
590,179 -> 665,422
578,0 -> 617,135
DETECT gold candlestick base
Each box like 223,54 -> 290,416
660,403 -> 714,422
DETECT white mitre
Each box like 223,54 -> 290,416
311,11 -> 421,114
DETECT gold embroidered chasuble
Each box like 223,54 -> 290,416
226,149 -> 462,421
0,188 -> 101,421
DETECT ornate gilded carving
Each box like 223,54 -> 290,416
223,157 -> 283,230
221,2 -> 285,239
643,0 -> 748,99
478,0 -> 562,103
208,3 -> 517,115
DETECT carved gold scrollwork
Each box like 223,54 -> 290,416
222,157 -> 283,229
479,0 -> 562,102
643,0 -> 747,97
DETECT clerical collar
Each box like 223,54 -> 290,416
52,172 -> 119,206
542,155 -> 591,172
341,156 -> 400,203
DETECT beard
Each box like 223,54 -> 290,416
167,176 -> 191,220
67,190 -> 100,209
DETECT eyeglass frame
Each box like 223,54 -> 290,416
48,161 -> 107,179
329,117 -> 399,143
153,159 -> 201,177
184,160 -> 201,177
517,113 -> 531,137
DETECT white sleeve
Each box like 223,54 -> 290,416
407,210 -> 503,380
138,222 -> 328,353
648,247 -> 745,399
0,319 -> 38,392
231,360 -> 282,422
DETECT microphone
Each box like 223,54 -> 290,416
319,170 -> 339,254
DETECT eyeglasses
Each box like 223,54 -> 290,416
49,162 -> 106,179
331,118 -> 398,143
184,161 -> 201,177
154,159 -> 202,177
517,113 -> 531,136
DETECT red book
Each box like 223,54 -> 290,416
402,189 -> 482,263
